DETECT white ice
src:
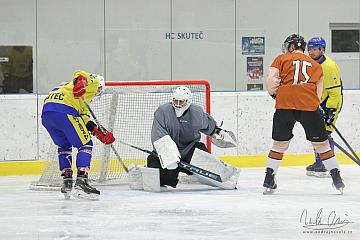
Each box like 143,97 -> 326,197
1,165 -> 360,240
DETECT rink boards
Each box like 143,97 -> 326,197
0,153 -> 357,176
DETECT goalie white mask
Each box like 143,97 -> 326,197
172,86 -> 192,117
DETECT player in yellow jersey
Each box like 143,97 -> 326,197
41,70 -> 115,199
305,37 -> 343,177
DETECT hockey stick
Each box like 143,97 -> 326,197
329,137 -> 360,166
330,123 -> 360,161
81,97 -> 129,173
117,140 -> 223,182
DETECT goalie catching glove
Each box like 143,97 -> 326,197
211,126 -> 237,148
86,121 -> 115,145
153,135 -> 180,170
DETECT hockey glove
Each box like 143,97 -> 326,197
73,75 -> 87,98
324,108 -> 336,126
86,121 -> 115,144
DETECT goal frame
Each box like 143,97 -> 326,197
105,79 -> 212,152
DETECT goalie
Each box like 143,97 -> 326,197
146,86 -> 240,189
41,70 -> 115,199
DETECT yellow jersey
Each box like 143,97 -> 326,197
42,70 -> 101,124
319,54 -> 343,111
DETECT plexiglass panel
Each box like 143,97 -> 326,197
105,0 -> 171,82
0,0 -> 359,93
37,0 -> 104,94
172,0 -> 235,90
236,0 -> 298,91
0,0 -> 36,94
299,0 -> 360,89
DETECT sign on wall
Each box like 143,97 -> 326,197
246,56 -> 263,90
242,37 -> 265,55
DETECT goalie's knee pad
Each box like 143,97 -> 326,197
58,145 -> 72,170
76,141 -> 93,168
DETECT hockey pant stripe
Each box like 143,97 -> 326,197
76,141 -> 93,169
58,146 -> 72,171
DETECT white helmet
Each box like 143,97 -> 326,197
90,73 -> 105,96
96,75 -> 105,96
172,86 -> 192,117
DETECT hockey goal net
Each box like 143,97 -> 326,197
30,80 -> 211,190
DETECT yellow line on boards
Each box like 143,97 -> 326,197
0,161 -> 46,176
220,153 -> 357,168
0,153 -> 357,176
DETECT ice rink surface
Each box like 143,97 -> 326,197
1,165 -> 359,240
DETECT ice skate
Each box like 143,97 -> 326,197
306,162 -> 329,178
263,168 -> 277,195
330,168 -> 345,194
60,168 -> 73,199
73,173 -> 100,200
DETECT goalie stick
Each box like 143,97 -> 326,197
81,97 -> 129,173
117,140 -> 223,182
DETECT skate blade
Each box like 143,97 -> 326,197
336,187 -> 344,195
314,172 -> 330,178
306,171 -> 330,178
263,187 -> 275,195
72,189 -> 100,201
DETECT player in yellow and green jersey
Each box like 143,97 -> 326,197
41,70 -> 115,199
306,37 -> 343,177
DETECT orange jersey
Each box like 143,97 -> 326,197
271,52 -> 323,111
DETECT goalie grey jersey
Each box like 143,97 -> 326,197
151,103 -> 216,157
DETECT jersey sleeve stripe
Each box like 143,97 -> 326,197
325,85 -> 342,90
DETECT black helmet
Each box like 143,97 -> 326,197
282,34 -> 306,53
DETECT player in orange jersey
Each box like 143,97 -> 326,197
263,34 -> 344,194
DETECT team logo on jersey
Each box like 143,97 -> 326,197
71,116 -> 90,141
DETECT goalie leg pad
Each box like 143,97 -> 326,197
196,168 -> 240,190
190,148 -> 241,189
129,165 -> 161,192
